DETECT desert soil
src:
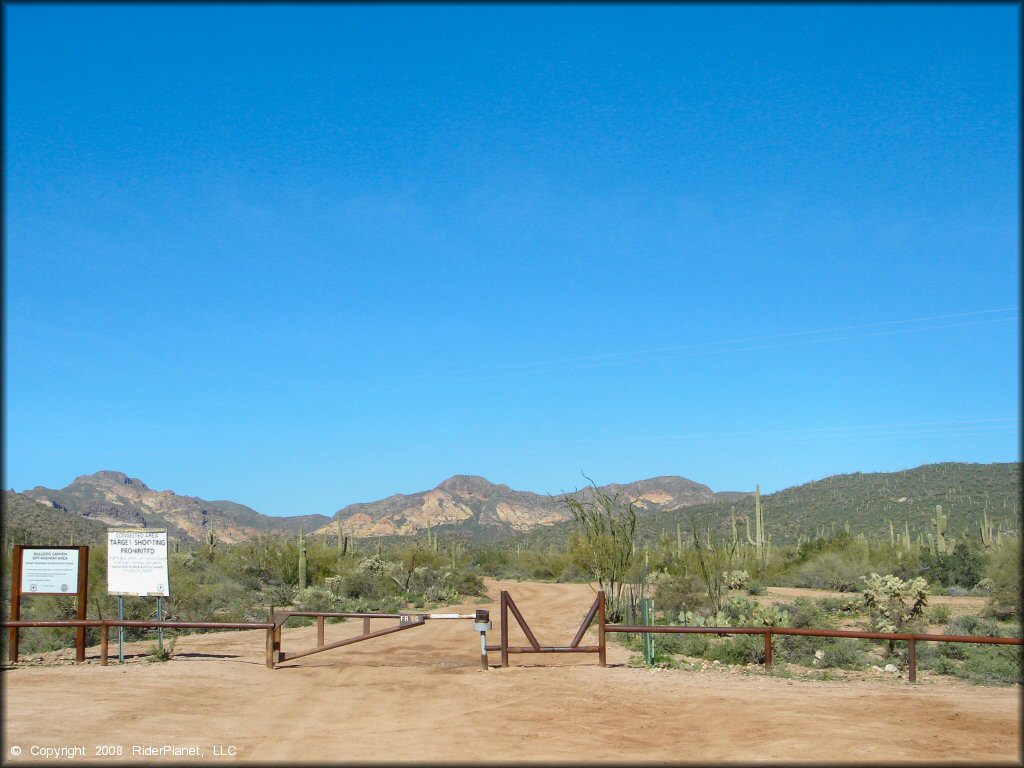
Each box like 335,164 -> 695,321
2,580 -> 1019,764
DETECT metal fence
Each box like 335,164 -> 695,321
4,590 -> 1022,683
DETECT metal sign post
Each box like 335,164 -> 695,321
107,528 -> 170,662
118,596 -> 125,663
157,596 -> 164,651
473,609 -> 491,670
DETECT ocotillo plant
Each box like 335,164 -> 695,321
298,525 -> 307,590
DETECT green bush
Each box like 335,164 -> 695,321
789,551 -> 867,592
706,634 -> 765,665
985,538 -> 1021,620
959,645 -> 1022,685
651,571 -> 708,620
947,614 -> 1002,638
818,638 -> 870,670
927,604 -> 951,625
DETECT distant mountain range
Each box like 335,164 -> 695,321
16,471 -> 330,544
315,473 -> 741,539
4,462 -> 1019,547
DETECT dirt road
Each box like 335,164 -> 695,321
2,580 -> 1019,764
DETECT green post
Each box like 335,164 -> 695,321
298,524 -> 307,590
641,597 -> 655,667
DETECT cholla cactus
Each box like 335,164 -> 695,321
722,570 -> 751,590
861,573 -> 929,653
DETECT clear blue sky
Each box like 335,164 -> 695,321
4,4 -> 1019,517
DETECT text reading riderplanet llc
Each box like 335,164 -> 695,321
132,746 -> 204,757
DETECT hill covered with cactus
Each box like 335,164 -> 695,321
517,461 -> 1021,550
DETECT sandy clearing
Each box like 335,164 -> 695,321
2,580 -> 1019,764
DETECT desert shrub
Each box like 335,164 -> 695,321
958,645 -> 1023,685
746,580 -> 766,596
789,551 -> 868,592
927,604 -> 951,625
919,541 -> 983,590
772,598 -> 835,666
292,586 -> 342,612
818,596 -> 862,616
985,538 -> 1021,620
817,638 -> 870,670
706,634 -> 765,665
651,571 -> 708,620
947,614 -> 1003,638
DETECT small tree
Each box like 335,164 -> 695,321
690,519 -> 739,616
861,573 -> 929,654
560,476 -> 637,622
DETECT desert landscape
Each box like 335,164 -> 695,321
3,579 -> 1019,764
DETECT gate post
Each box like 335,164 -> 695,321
500,591 -> 509,668
598,591 -> 606,668
266,609 -> 276,669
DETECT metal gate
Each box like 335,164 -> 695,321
268,608 -> 491,669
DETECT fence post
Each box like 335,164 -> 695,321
101,622 -> 109,666
266,610 -> 275,669
598,591 -> 606,668
764,630 -> 772,672
317,616 -> 325,648
908,639 -> 916,683
500,591 -> 509,668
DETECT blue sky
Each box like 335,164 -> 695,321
4,4 -> 1019,517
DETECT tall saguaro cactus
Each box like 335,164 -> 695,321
206,510 -> 217,553
745,485 -> 767,559
932,505 -> 948,555
980,510 -> 996,548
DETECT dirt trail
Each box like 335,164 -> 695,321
2,580 -> 1019,764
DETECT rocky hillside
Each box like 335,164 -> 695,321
316,474 -> 730,539
20,471 -> 330,544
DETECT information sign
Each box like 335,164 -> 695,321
20,548 -> 81,595
107,529 -> 170,596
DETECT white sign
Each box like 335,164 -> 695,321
21,548 -> 80,594
107,529 -> 170,596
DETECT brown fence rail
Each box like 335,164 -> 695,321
603,612 -> 1024,683
4,590 -> 1022,683
3,619 -> 275,667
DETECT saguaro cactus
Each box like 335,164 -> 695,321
980,510 -> 995,548
932,505 -> 948,555
745,486 -> 766,557
206,511 -> 217,552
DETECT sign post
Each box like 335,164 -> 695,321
9,545 -> 90,663
107,529 -> 170,663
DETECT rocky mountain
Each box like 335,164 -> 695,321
2,490 -> 110,546
20,471 -> 330,544
316,474 -> 730,539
